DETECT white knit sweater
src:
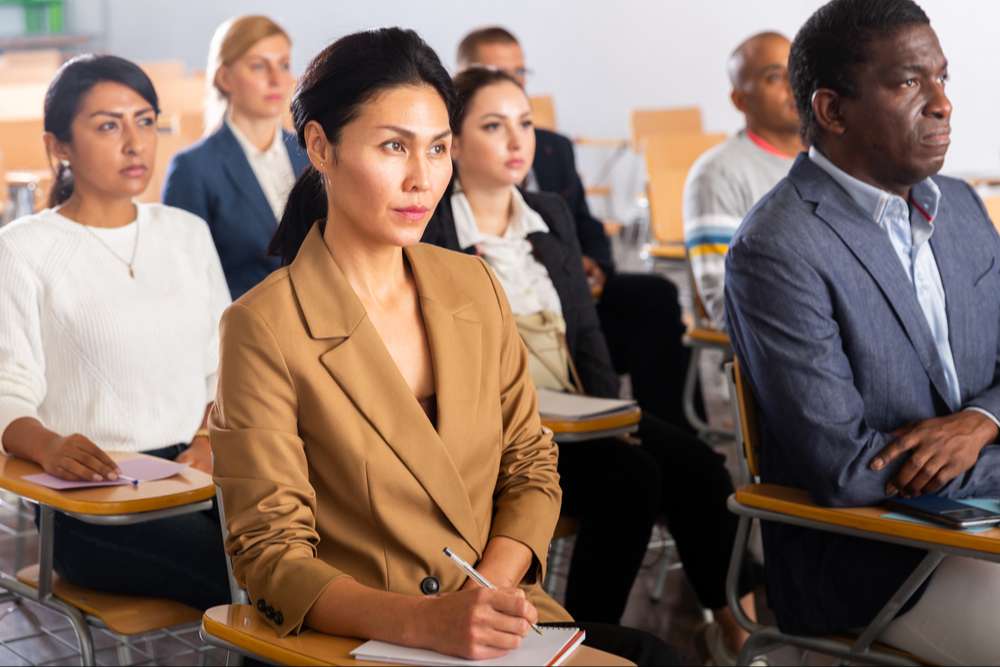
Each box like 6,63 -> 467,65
0,204 -> 231,453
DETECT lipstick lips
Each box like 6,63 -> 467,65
393,206 -> 429,221
120,165 -> 148,178
505,158 -> 525,169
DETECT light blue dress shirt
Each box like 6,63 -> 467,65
808,148 -> 974,416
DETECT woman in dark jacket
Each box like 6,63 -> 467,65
422,67 -> 758,662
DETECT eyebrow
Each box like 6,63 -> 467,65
87,108 -> 156,119
477,111 -> 532,121
377,125 -> 452,141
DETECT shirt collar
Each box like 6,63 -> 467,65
808,146 -> 941,226
226,112 -> 284,159
745,129 -> 795,160
450,183 -> 549,249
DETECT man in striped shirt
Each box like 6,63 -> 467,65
683,32 -> 801,329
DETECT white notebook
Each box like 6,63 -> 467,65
350,626 -> 585,666
536,388 -> 637,421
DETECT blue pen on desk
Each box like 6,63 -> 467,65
117,474 -> 139,486
443,547 -> 543,635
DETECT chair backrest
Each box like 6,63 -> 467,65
630,106 -> 703,148
0,117 -> 48,171
529,95 -> 557,131
984,196 -> 1000,234
156,74 -> 207,116
1,49 -> 62,69
214,484 -> 250,605
643,132 -> 726,245
136,119 -> 199,203
727,358 -> 761,480
140,59 -> 187,85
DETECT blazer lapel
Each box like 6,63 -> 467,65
794,158 -> 954,405
928,200 -> 980,403
288,229 -> 483,553
216,124 -> 278,227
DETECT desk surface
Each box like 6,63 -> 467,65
542,406 -> 642,438
737,484 -> 1000,555
203,605 -> 634,666
0,452 -> 214,516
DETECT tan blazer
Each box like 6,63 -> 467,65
211,225 -> 570,636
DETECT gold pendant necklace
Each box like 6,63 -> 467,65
80,219 -> 140,279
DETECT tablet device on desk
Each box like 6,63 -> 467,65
885,495 -> 1000,529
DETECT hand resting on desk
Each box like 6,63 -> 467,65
870,410 -> 1000,497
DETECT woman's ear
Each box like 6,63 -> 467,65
215,65 -> 232,98
43,132 -> 70,171
304,120 -> 333,172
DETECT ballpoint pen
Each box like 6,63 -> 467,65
443,547 -> 543,635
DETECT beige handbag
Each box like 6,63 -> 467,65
514,310 -> 584,394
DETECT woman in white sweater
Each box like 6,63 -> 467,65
0,55 -> 232,610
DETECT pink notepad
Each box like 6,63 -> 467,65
22,458 -> 190,490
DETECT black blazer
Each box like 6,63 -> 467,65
422,186 -> 619,399
532,128 -> 615,274
162,123 -> 309,300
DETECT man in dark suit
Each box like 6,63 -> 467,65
457,28 -> 696,430
725,0 -> 1000,661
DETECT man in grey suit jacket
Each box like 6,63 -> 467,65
725,0 -> 1000,661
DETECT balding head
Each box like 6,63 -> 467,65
727,31 -> 800,137
728,31 -> 789,89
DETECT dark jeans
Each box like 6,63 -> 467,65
50,444 -> 230,611
557,414 -> 757,623
542,622 -> 681,666
596,272 -> 703,430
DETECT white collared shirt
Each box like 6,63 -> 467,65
451,186 -> 563,316
226,115 -> 295,222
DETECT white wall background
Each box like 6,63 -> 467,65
65,0 -> 1000,182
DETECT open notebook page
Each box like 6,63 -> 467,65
350,626 -> 585,666
536,388 -> 636,421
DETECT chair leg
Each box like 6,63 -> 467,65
683,346 -> 711,435
224,649 -> 245,666
45,598 -> 95,666
115,637 -> 133,666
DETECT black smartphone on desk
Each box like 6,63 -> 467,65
886,495 -> 1000,529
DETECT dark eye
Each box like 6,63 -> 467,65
902,78 -> 918,88
383,140 -> 405,153
137,116 -> 156,127
521,119 -> 534,129
281,62 -> 291,71
98,121 -> 118,131
482,122 -> 501,132
429,143 -> 448,156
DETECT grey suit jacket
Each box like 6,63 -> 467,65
725,154 -> 1000,634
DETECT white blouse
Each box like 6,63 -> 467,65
451,186 -> 563,316
226,115 -> 296,222
0,204 -> 232,452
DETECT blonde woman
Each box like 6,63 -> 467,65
163,15 -> 308,299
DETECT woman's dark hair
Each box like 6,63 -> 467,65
451,67 -> 524,134
789,0 -> 930,146
270,27 -> 456,265
44,54 -> 160,207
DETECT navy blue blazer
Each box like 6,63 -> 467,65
725,154 -> 1000,635
162,124 -> 309,300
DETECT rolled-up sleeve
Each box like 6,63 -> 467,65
211,303 -> 346,636
0,239 -> 46,450
478,258 -> 562,584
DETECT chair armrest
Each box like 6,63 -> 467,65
542,406 -> 642,436
0,452 -> 214,516
732,484 -> 1000,557
684,327 -> 731,348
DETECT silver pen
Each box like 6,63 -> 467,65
443,547 -> 543,635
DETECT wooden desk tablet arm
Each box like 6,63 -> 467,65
212,303 -> 343,638
486,262 -> 563,585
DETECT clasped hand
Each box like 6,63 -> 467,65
416,586 -> 539,660
870,410 -> 998,497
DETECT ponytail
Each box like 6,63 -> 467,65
269,167 -> 326,265
48,162 -> 74,208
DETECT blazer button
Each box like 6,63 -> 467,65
266,605 -> 276,618
274,611 -> 284,625
256,599 -> 267,612
420,576 -> 440,595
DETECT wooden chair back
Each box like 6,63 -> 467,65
140,59 -> 187,86
0,49 -> 62,69
529,95 -> 557,131
643,132 -> 726,245
631,107 -> 703,148
156,75 -> 206,116
984,196 -> 1000,234
0,117 -> 48,171
136,118 -> 198,203
731,358 -> 761,479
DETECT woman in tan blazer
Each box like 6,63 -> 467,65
211,27 -> 566,661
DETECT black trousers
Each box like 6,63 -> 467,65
543,622 -> 681,666
596,272 -> 702,429
557,414 -> 756,624
50,444 -> 231,611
